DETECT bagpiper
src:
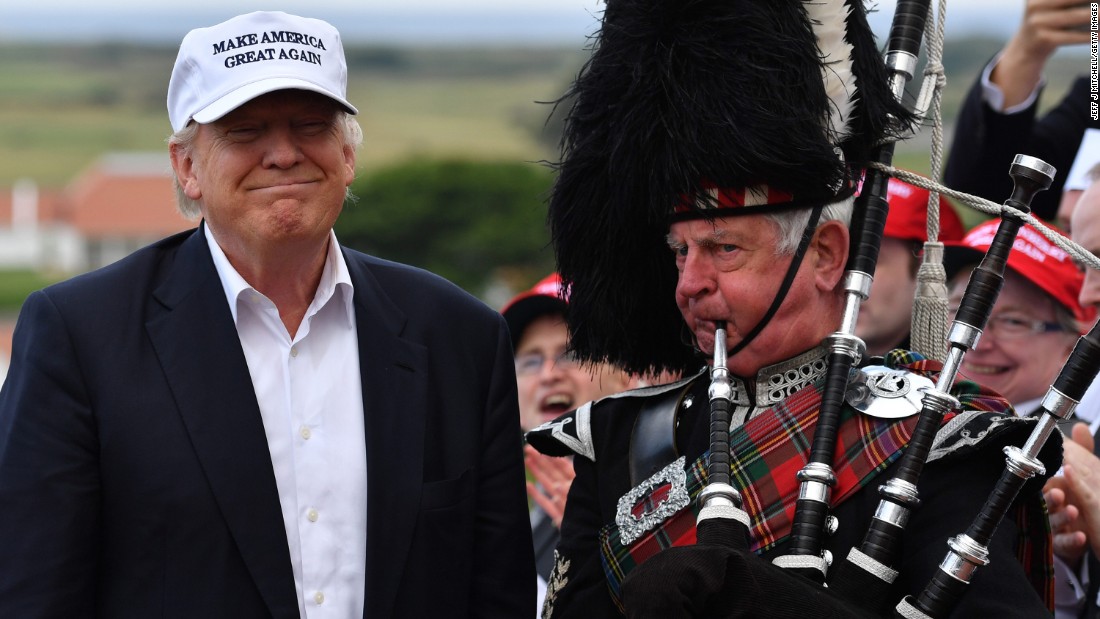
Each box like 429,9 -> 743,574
526,0 -> 1059,617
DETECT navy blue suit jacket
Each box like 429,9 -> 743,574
0,226 -> 534,618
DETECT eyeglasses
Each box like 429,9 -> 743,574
948,307 -> 1066,339
514,351 -> 581,376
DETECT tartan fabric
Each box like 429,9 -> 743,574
598,371 -> 917,609
597,351 -> 1054,611
674,184 -> 796,214
1015,501 -> 1056,612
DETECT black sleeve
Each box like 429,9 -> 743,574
1019,76 -> 1095,219
0,290 -> 101,616
542,453 -> 625,619
943,68 -> 1042,216
944,70 -> 1093,222
470,318 -> 539,617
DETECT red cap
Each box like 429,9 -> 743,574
944,220 -> 1095,326
882,176 -> 965,243
500,273 -> 569,349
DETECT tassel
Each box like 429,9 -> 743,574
910,243 -> 950,361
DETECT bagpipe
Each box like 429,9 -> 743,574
619,1 -> 1100,617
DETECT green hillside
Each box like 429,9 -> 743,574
0,39 -> 1088,189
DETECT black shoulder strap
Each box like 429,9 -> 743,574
628,381 -> 694,487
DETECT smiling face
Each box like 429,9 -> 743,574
950,269 -> 1077,406
169,89 -> 356,264
514,313 -> 634,431
668,213 -> 847,377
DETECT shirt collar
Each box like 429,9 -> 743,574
203,224 -> 355,327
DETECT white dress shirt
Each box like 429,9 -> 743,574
979,53 -> 1043,115
205,225 -> 368,618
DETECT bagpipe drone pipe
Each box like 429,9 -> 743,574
770,0 -> 944,585
622,157 -> 1062,619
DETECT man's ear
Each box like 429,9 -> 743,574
342,143 -> 357,188
169,141 -> 202,200
811,219 -> 849,292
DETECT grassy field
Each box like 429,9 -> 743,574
0,38 -> 1089,310
0,39 -> 1088,189
0,43 -> 579,187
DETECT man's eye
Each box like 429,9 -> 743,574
226,127 -> 260,140
297,120 -> 330,134
720,244 -> 737,253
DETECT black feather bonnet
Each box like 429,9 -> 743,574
549,0 -> 911,375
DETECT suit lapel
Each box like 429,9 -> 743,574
344,254 -> 429,619
145,228 -> 299,618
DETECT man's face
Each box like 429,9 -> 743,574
668,214 -> 846,377
1073,183 -> 1100,314
514,314 -> 634,431
171,90 -> 355,262
951,271 -> 1077,405
855,237 -> 917,356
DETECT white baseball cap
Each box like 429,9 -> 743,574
167,11 -> 358,132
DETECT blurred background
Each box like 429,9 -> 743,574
0,0 -> 1090,383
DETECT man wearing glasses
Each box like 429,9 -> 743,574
501,273 -> 647,618
945,220 -> 1093,418
503,273 -> 643,435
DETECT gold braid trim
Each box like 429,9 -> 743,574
542,551 -> 570,619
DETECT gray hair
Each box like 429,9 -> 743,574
765,194 -> 854,255
1054,301 -> 1082,334
167,111 -> 364,220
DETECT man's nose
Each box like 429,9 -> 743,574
676,250 -> 716,300
262,126 -> 303,168
1080,270 -> 1100,315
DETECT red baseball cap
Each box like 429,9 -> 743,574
500,273 -> 569,349
882,176 -> 965,243
944,220 -> 1095,326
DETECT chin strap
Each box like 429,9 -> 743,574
726,202 -> 826,359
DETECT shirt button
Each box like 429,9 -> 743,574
307,508 -> 319,522
314,591 -> 325,605
299,426 -> 312,440
290,346 -> 299,358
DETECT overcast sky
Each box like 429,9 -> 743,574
0,0 -> 1034,45
0,0 -> 1007,8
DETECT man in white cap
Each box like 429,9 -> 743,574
0,11 -> 533,618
